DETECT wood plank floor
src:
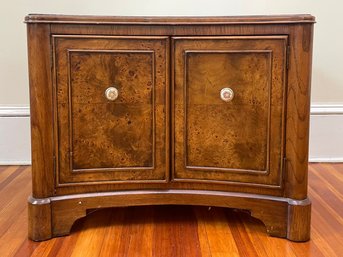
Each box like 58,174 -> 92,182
0,164 -> 342,257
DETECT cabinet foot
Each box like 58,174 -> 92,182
287,199 -> 311,241
28,196 -> 52,241
51,199 -> 87,238
251,198 -> 311,241
28,195 -> 87,241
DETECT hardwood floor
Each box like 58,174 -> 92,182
0,164 -> 342,257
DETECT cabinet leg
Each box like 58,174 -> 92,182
28,196 -> 52,241
250,204 -> 288,239
51,204 -> 87,238
28,191 -> 311,241
250,198 -> 311,241
28,196 -> 87,240
287,199 -> 311,241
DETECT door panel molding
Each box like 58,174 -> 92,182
52,35 -> 169,185
172,36 -> 288,187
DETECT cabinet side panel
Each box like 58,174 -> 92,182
27,24 -> 54,197
285,24 -> 314,199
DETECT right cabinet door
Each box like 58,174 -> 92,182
172,36 -> 288,187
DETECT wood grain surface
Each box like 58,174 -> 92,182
27,16 -> 314,200
25,14 -> 315,25
70,51 -> 155,169
27,24 -> 54,198
172,36 -> 287,186
0,163 -> 342,257
53,36 -> 169,184
26,15 -> 314,243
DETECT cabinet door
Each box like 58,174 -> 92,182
173,36 -> 287,187
53,36 -> 169,185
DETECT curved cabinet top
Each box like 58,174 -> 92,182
25,14 -> 315,25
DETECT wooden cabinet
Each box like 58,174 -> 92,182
26,14 -> 315,242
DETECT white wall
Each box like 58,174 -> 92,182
0,0 -> 343,105
0,0 -> 342,163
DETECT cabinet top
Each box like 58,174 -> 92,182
25,14 -> 315,25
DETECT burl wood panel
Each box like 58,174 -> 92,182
53,36 -> 169,184
186,51 -> 270,171
173,36 -> 287,186
70,51 -> 154,169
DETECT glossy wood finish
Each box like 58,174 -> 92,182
27,24 -> 54,198
284,24 -> 314,200
36,189 -> 309,241
54,36 -> 169,184
173,36 -> 287,186
0,164 -> 342,257
25,14 -> 315,24
26,15 -> 315,241
28,197 -> 51,240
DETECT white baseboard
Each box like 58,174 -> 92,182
309,104 -> 343,162
0,107 -> 31,165
0,105 -> 342,165
309,158 -> 343,163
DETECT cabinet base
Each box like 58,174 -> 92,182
28,190 -> 311,242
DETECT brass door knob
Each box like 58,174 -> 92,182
220,88 -> 234,102
105,87 -> 119,101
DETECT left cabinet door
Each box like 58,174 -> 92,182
53,36 -> 169,185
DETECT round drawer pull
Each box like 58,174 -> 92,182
105,87 -> 119,101
220,88 -> 234,102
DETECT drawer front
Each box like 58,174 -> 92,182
173,36 -> 287,186
54,36 -> 169,185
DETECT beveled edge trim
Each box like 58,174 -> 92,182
55,178 -> 168,187
65,48 -> 156,172
288,197 -> 311,206
28,196 -> 51,205
47,189 -> 309,206
25,14 -> 316,25
51,35 -> 170,40
172,36 -> 289,40
171,177 -> 281,189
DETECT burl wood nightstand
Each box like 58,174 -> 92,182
26,14 -> 314,241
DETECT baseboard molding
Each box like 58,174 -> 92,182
310,104 -> 343,115
309,104 -> 343,162
0,105 -> 342,165
309,158 -> 343,163
0,160 -> 32,165
0,106 -> 30,117
0,106 -> 31,165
